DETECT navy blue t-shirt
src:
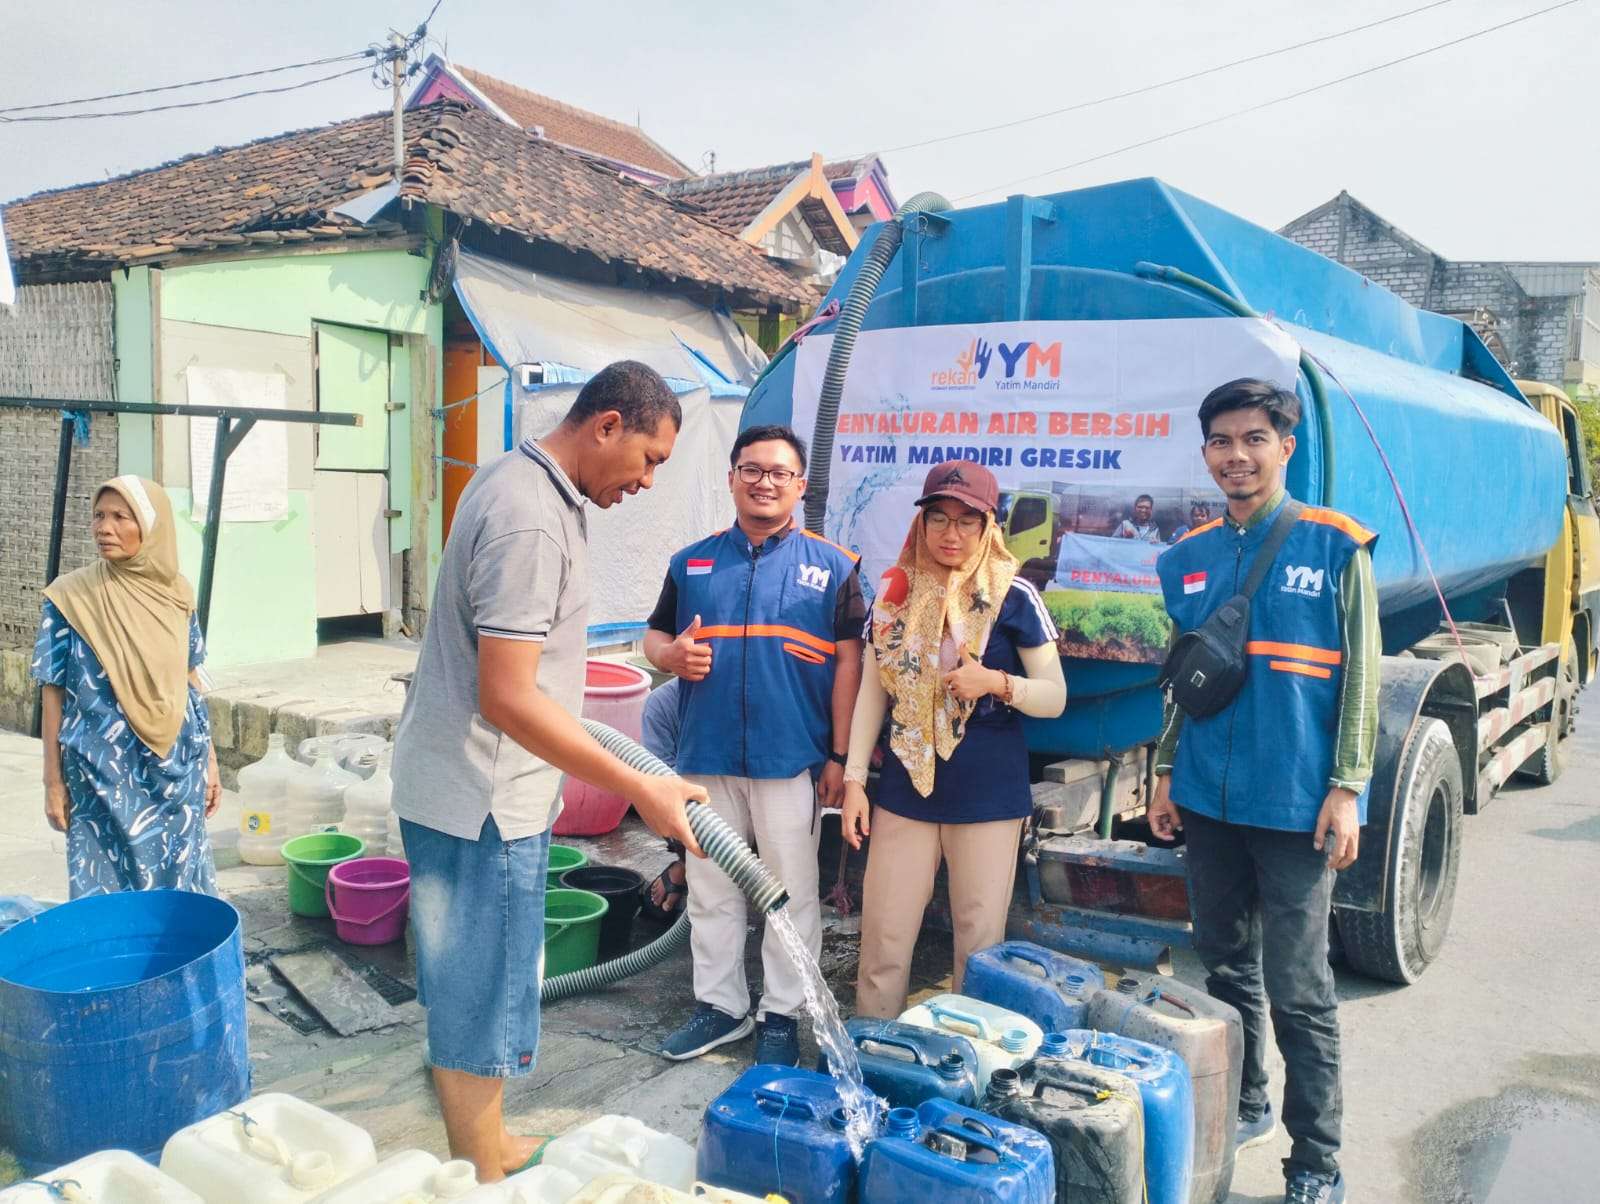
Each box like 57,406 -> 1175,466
874,578 -> 1059,824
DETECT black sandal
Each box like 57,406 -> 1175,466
640,855 -> 687,925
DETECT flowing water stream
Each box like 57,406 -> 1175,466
768,907 -> 882,1158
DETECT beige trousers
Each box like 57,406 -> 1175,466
855,807 -> 1025,1019
683,772 -> 821,1020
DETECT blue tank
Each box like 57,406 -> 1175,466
963,940 -> 1106,1033
742,179 -> 1567,756
858,1100 -> 1054,1204
697,1066 -> 857,1204
824,1017 -> 982,1109
1045,1030 -> 1196,1204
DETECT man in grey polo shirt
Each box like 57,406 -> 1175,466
392,360 -> 706,1183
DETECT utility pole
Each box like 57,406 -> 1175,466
389,32 -> 406,179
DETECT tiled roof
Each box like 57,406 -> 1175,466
660,159 -> 858,255
455,66 -> 691,181
2,103 -> 812,309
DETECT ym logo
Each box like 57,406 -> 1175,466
796,564 -> 831,592
1282,565 -> 1325,597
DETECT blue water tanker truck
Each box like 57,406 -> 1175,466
742,178 -> 1599,984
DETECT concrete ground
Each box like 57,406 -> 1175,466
2,715 -> 1598,1201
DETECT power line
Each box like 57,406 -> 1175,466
0,64 -> 376,123
955,0 -> 1584,203
873,0 -> 1456,158
0,51 -> 375,116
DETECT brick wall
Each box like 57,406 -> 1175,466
0,282 -> 119,651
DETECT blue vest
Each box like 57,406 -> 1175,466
1156,496 -> 1376,832
670,523 -> 859,779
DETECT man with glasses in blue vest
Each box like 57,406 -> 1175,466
645,424 -> 865,1066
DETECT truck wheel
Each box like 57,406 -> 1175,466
1337,718 -> 1463,984
1517,647 -> 1577,786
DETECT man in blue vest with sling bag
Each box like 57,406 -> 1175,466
1150,377 -> 1379,1204
645,424 -> 865,1066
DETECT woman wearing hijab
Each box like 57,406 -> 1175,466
841,462 -> 1067,1018
32,476 -> 221,898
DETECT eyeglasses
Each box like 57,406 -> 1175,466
924,511 -> 986,535
734,464 -> 799,486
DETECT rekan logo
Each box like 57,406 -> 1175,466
797,564 -> 831,592
930,337 -> 1063,390
1282,565 -> 1325,597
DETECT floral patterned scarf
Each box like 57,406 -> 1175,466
870,510 -> 1019,797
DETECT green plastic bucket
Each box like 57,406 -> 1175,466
544,888 -> 609,977
282,832 -> 366,917
547,844 -> 588,891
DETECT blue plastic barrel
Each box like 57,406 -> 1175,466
858,1099 -> 1054,1204
827,1017 -> 981,1109
698,1066 -> 858,1204
0,890 -> 250,1172
963,940 -> 1106,1033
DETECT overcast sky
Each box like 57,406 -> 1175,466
3,0 -> 1595,261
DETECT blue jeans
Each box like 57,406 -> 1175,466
402,815 -> 551,1078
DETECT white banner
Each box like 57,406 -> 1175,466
793,318 -> 1300,662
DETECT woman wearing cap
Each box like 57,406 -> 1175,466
32,476 -> 220,898
842,461 -> 1067,1017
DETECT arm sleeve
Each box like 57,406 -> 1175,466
1008,642 -> 1067,718
638,679 -> 680,770
834,566 -> 867,641
1330,544 -> 1381,791
844,643 -> 889,785
646,571 -> 679,636
1154,699 -> 1184,776
188,613 -> 205,670
30,599 -> 69,687
468,528 -> 567,642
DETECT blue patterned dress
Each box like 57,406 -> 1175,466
32,599 -> 218,898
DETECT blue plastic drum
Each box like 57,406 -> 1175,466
0,889 -> 250,1172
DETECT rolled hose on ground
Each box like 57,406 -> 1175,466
540,719 -> 791,1002
804,191 -> 952,533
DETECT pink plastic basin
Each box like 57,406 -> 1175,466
556,659 -> 653,836
325,856 -> 410,945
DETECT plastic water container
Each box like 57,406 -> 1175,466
961,941 -> 1105,1033
984,1060 -> 1144,1204
340,745 -> 394,852
897,993 -> 1043,1084
0,1149 -> 206,1203
1090,975 -> 1243,1204
1041,1031 -> 1195,1204
824,1017 -> 982,1109
0,891 -> 250,1173
307,1150 -> 477,1202
237,732 -> 297,865
857,1100 -> 1054,1204
159,1093 -> 377,1203
556,660 -> 652,836
295,733 -> 390,778
563,1177 -> 774,1204
458,1165 -> 584,1203
698,1066 -> 857,1204
541,1115 -> 696,1193
284,753 -> 358,842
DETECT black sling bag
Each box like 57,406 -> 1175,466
1158,500 -> 1303,719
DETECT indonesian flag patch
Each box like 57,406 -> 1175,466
1183,571 -> 1207,595
686,559 -> 714,576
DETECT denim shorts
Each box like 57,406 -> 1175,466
402,815 -> 550,1077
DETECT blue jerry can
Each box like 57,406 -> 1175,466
697,1066 -> 857,1204
962,940 -> 1107,1033
1044,1030 -> 1196,1204
858,1100 -> 1054,1204
822,1018 -> 982,1109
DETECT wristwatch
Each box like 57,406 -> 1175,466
827,750 -> 848,767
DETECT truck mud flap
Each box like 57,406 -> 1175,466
1334,655 -> 1474,914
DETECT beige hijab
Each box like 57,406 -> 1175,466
43,476 -> 195,758
870,508 -> 1019,797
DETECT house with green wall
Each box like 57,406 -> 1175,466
1,101 -> 812,674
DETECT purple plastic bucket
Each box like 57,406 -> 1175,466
325,856 -> 410,945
